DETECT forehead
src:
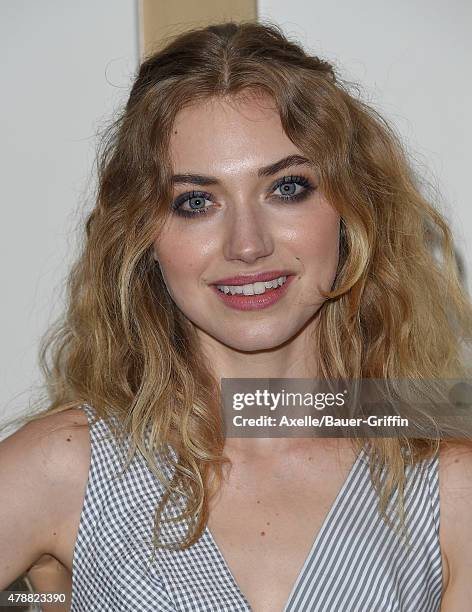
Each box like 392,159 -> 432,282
169,93 -> 300,174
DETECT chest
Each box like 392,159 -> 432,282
206,449 -> 357,612
66,440 -> 444,612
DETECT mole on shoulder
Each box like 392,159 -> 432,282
66,437 -> 71,442
266,521 -> 270,526
260,531 -> 265,536
256,500 -> 260,504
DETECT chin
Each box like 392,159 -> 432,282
211,327 -> 294,353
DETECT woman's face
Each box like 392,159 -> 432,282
153,93 -> 340,352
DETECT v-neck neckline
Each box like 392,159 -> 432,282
203,446 -> 367,612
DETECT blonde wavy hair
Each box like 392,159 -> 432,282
5,21 -> 472,552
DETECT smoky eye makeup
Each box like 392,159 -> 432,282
269,175 -> 317,201
170,174 -> 318,219
170,190 -> 213,218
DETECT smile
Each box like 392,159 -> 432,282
210,275 -> 294,311
216,275 -> 288,295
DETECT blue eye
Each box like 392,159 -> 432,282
171,175 -> 316,219
171,190 -> 212,218
271,175 -> 316,201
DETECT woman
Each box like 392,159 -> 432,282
1,20 -> 472,612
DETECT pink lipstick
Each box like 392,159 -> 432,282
210,274 -> 295,311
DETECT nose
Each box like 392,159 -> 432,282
222,203 -> 274,264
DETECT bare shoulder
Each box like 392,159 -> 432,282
21,408 -> 92,565
0,407 -> 91,588
4,407 -> 91,493
438,441 -> 472,609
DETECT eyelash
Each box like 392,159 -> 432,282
171,175 -> 317,219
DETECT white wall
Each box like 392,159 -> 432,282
258,0 -> 472,293
0,1 -> 139,431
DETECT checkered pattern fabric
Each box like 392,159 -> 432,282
70,403 -> 443,611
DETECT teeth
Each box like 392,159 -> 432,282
216,276 -> 288,295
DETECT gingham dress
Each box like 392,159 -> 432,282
70,403 -> 443,611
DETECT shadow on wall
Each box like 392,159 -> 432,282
456,247 -> 469,297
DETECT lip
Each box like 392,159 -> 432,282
210,274 -> 295,311
211,270 -> 294,286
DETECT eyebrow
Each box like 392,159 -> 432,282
171,154 -> 313,186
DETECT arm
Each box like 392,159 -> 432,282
26,553 -> 74,611
439,443 -> 472,611
0,409 -> 90,593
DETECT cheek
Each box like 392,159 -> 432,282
154,224 -> 217,280
295,215 -> 340,286
153,236 -> 204,299
297,210 -> 339,255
